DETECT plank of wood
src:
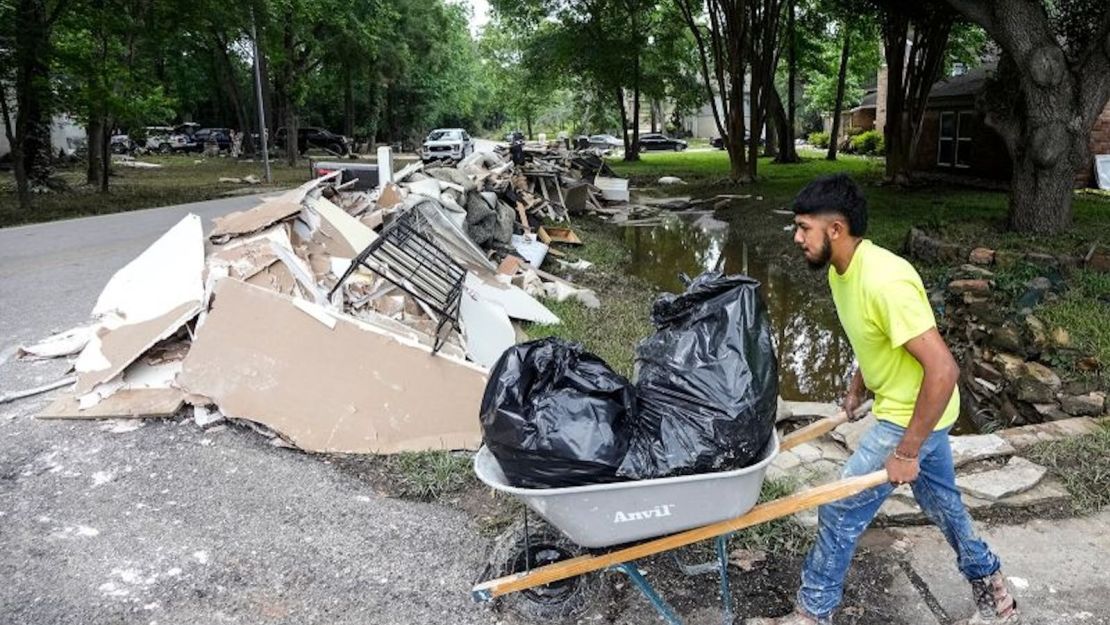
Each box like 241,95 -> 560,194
515,202 -> 531,233
780,399 -> 873,452
472,469 -> 890,600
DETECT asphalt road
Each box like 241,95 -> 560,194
0,195 -> 495,624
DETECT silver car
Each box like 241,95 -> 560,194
588,134 -> 624,151
421,128 -> 474,163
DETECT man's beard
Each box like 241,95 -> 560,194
806,234 -> 832,270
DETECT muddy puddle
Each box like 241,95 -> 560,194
621,212 -> 854,403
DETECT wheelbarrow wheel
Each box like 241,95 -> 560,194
487,519 -> 605,624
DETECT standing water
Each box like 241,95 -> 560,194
622,213 -> 854,403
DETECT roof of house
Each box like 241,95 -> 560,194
848,62 -> 997,112
927,63 -> 996,102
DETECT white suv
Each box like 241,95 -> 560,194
421,128 -> 474,163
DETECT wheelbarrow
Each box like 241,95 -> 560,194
471,404 -> 885,624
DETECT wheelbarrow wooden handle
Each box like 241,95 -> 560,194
780,399 -> 874,453
472,469 -> 890,601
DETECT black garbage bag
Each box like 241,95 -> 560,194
618,272 -> 778,480
480,337 -> 636,489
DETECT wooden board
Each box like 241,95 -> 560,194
538,226 -> 583,246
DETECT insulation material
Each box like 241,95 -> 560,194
92,214 -> 204,323
179,279 -> 486,454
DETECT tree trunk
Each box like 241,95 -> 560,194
213,36 -> 252,156
625,50 -> 643,162
764,109 -> 778,157
525,114 -> 533,140
616,87 -> 631,157
880,6 -> 951,184
827,31 -> 851,161
14,0 -> 56,202
343,60 -> 354,140
86,114 -> 104,186
771,86 -> 797,163
787,0 -> 796,151
99,122 -> 110,193
1008,153 -> 1075,233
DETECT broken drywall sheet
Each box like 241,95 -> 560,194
179,279 -> 486,454
459,289 -> 515,369
75,300 -> 201,396
92,214 -> 204,324
206,170 -> 342,242
306,196 -> 378,253
38,389 -> 184,420
465,273 -> 559,325
18,324 -> 98,359
209,194 -> 302,241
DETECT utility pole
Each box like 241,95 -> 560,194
251,8 -> 272,183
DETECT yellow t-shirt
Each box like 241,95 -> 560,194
828,240 -> 959,430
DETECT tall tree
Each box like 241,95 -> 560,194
746,0 -> 785,177
5,0 -> 72,211
776,0 -> 799,163
826,28 -> 850,160
676,0 -> 750,181
944,0 -> 1110,233
876,0 -> 955,185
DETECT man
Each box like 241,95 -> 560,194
749,174 -> 1019,625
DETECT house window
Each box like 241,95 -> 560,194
937,110 -> 975,168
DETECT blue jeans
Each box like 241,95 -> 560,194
797,419 -> 1001,619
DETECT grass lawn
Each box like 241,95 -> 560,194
0,155 -> 311,227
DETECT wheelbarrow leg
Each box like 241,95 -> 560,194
613,563 -> 683,625
715,534 -> 733,625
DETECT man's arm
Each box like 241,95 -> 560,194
887,327 -> 960,483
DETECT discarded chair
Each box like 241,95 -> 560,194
329,211 -> 466,354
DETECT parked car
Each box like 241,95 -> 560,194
639,133 -> 687,152
110,134 -> 135,154
141,124 -> 198,153
588,134 -> 623,150
274,126 -> 350,155
710,133 -> 762,149
420,128 -> 474,163
193,127 -> 233,152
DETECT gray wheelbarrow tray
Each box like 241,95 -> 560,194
473,434 -> 779,549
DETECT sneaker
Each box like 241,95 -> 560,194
745,608 -> 831,625
960,571 -> 1020,624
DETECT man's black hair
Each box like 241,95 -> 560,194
791,173 -> 868,236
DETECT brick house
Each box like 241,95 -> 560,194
875,63 -> 1110,187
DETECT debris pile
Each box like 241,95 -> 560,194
18,146 -> 633,455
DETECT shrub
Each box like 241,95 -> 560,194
850,130 -> 884,156
808,131 -> 830,149
845,126 -> 865,137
